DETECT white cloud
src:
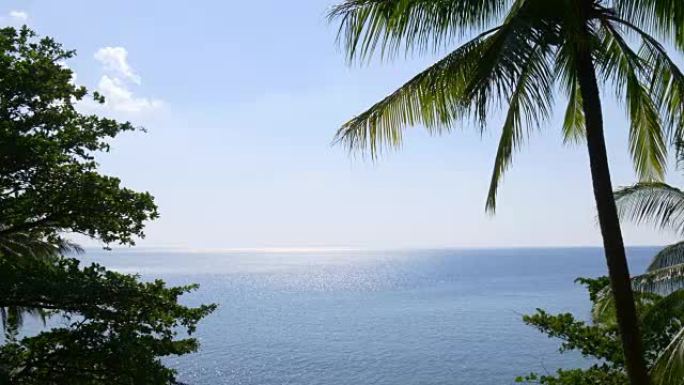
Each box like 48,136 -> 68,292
96,75 -> 163,113
9,10 -> 28,22
80,46 -> 165,116
94,47 -> 141,84
2,10 -> 28,25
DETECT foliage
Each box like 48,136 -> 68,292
328,0 -> 684,211
0,26 -> 215,385
328,3 -> 684,382
0,26 -> 157,245
517,277 -> 684,385
0,254 -> 216,385
614,178 -> 684,294
611,179 -> 684,383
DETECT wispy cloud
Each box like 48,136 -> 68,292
81,46 -> 164,115
9,10 -> 28,22
97,75 -> 163,113
2,10 -> 28,25
94,47 -> 141,84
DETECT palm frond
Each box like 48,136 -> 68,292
591,286 -> 660,326
638,34 -> 684,145
616,0 -> 684,50
614,182 -> 684,235
592,286 -> 618,325
328,0 -> 513,61
599,20 -> 667,182
463,0 -> 560,127
561,74 -> 586,144
333,0 -> 560,157
633,264 -> 684,295
0,306 -> 48,341
648,242 -> 684,272
640,290 -> 684,334
485,41 -> 554,211
651,325 -> 684,385
0,233 -> 80,334
0,233 -> 82,259
333,31 -> 492,156
604,15 -> 684,147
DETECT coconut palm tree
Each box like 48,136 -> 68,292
614,176 -> 684,384
328,1 -> 684,384
616,182 -> 684,295
0,232 -> 82,338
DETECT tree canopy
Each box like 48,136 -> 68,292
0,26 -> 215,385
0,26 -> 157,245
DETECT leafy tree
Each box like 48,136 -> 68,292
518,277 -> 684,385
328,2 -> 684,384
0,251 -> 215,385
0,27 -> 156,245
0,26 -> 216,385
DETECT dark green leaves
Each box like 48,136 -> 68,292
615,0 -> 684,50
0,27 -> 214,385
329,0 -> 512,61
330,0 -> 684,209
333,30 -> 493,157
519,276 -> 684,385
0,254 -> 216,385
0,26 -> 157,247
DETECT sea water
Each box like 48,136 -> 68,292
66,247 -> 659,384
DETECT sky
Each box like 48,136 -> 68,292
3,1 -> 684,249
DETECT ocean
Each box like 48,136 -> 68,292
65,247 -> 660,384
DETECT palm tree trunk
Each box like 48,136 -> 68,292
575,36 -> 651,385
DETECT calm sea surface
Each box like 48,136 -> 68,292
73,247 -> 657,385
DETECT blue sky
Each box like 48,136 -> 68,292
4,1 -> 683,249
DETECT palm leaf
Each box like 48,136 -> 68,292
614,182 -> 684,235
651,326 -> 684,385
0,232 -> 82,259
600,20 -> 667,182
486,41 -> 554,211
591,286 -> 660,326
616,0 -> 684,50
561,74 -> 586,144
333,31 -> 492,157
329,0 -> 513,61
640,290 -> 684,335
604,14 -> 684,147
647,242 -> 684,272
592,286 -> 618,325
632,264 -> 684,295
335,0 -> 560,161
0,233 -> 82,334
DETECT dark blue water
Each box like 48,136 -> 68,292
76,247 -> 656,385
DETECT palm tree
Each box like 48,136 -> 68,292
328,1 -> 684,384
613,175 -> 684,384
594,180 -> 684,384
616,179 -> 684,295
0,232 -> 82,338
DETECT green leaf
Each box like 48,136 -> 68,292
329,0 -> 512,61
614,182 -> 684,235
651,326 -> 684,385
633,264 -> 684,295
647,242 -> 684,272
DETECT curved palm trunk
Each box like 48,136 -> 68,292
575,41 -> 651,385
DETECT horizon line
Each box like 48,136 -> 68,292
83,244 -> 666,254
